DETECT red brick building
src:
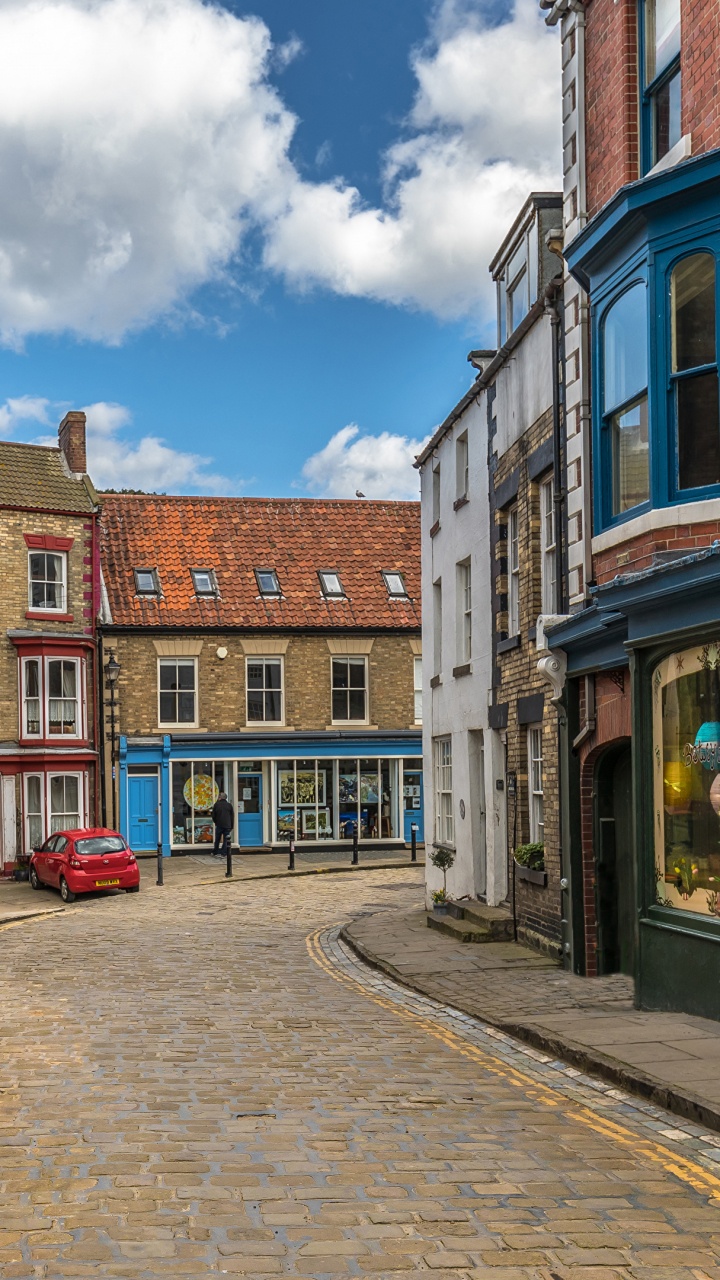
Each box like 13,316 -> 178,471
547,0 -> 720,1019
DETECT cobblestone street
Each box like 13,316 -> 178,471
2,867 -> 720,1279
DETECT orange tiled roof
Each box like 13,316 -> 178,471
100,495 -> 421,630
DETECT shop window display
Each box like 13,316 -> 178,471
276,759 -> 333,842
171,760 -> 233,846
653,645 -> 720,916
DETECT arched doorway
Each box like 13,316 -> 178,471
595,741 -> 634,976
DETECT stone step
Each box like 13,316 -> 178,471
426,912 -> 491,943
458,900 -> 514,940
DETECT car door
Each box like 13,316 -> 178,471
46,836 -> 68,887
36,835 -> 56,884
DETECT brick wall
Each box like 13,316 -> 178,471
493,408 -> 562,950
107,632 -> 419,736
594,519 -> 720,584
0,510 -> 95,741
585,0 -> 639,218
682,0 -> 720,155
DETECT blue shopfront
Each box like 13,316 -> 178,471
118,731 -> 424,855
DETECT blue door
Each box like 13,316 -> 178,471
403,768 -> 424,843
238,774 -> 263,847
128,774 -> 159,850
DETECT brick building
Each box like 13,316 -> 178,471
98,495 -> 423,855
0,414 -> 100,871
545,0 -> 720,1018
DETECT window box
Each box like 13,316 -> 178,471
516,863 -> 548,887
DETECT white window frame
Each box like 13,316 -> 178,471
413,656 -> 422,725
506,506 -> 520,636
245,656 -> 284,725
457,559 -> 472,664
432,460 -> 441,525
45,656 -> 82,740
456,432 -> 469,501
540,476 -> 557,615
28,550 -> 66,613
24,773 -> 44,850
433,736 -> 454,847
382,571 -> 407,598
48,771 -> 83,836
319,570 -> 345,598
528,724 -> 544,844
331,656 -> 368,725
21,657 -> 42,739
158,657 -> 198,728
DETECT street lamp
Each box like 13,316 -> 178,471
105,651 -> 121,831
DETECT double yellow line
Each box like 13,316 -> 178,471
306,926 -> 720,1202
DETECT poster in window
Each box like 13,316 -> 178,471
279,769 -> 325,806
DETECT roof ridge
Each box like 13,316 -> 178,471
99,492 -> 418,506
0,440 -> 60,454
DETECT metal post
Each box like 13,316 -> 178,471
288,839 -> 295,871
156,840 -> 164,886
411,825 -> 417,863
352,825 -> 359,865
225,837 -> 233,878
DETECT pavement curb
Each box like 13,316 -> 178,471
341,918 -> 720,1137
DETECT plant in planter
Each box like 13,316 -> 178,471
429,846 -> 455,912
513,842 -> 546,886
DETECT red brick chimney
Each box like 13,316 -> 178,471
58,411 -> 87,474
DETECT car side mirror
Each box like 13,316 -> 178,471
32,844 -> 42,853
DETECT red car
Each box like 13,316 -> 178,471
29,828 -> 140,903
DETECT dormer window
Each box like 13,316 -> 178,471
255,568 -> 281,596
134,568 -> 160,596
319,571 -> 344,598
383,571 -> 407,598
191,568 -> 217,597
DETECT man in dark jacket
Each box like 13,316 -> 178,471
211,792 -> 234,857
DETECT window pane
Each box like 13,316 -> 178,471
177,663 -> 195,690
612,394 -> 650,514
29,554 -> 45,581
654,68 -> 682,162
672,254 -> 715,373
265,690 -> 282,721
27,775 -> 41,812
332,660 -> 348,689
26,660 -> 39,698
48,661 -> 62,697
678,371 -> 720,490
177,692 -> 195,722
62,663 -> 76,697
604,284 -> 648,412
50,775 -> 65,811
159,664 -> 176,690
247,663 -> 263,689
332,689 -> 347,720
348,689 -> 366,720
159,692 -> 176,722
266,662 -> 281,690
349,660 -> 366,689
247,691 -> 264,721
646,0 -> 680,81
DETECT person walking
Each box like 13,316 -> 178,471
211,791 -> 234,857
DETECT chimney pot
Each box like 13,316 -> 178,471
58,411 -> 87,475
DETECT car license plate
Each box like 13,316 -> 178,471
95,878 -> 120,887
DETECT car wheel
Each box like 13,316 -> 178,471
59,877 -> 75,904
29,865 -> 42,891
126,885 -> 140,893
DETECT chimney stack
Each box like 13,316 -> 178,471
58,411 -> 87,475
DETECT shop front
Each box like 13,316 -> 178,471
118,731 -> 424,856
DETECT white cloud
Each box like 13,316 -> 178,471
0,0 -> 560,342
0,395 -> 235,493
301,425 -> 427,501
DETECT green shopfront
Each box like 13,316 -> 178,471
118,730 -> 424,855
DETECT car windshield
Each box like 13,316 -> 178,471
74,836 -> 127,856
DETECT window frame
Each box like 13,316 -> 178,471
191,568 -> 217,597
24,773 -> 44,850
540,475 -> 557,615
382,571 -> 407,598
639,0 -> 681,175
21,657 -> 42,739
254,568 -> 281,597
48,771 -> 83,836
318,570 -> 345,598
134,567 -> 160,596
666,247 -> 720,502
45,656 -> 82,740
28,550 -> 67,614
330,655 -> 368,725
433,736 -> 454,848
157,657 -> 198,728
507,506 -> 520,637
527,724 -> 544,844
245,656 -> 284,726
413,655 -> 423,725
456,431 -> 469,501
457,559 -> 472,664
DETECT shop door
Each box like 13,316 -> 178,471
403,770 -> 424,843
128,775 -> 159,850
238,774 -> 263,847
595,743 -> 634,976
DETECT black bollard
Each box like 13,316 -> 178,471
352,825 -> 359,865
225,838 -> 233,879
411,825 -> 417,863
288,839 -> 295,871
156,840 -> 164,886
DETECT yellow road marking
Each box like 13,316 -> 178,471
306,925 -> 720,1202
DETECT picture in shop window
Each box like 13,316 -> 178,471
654,644 -> 720,916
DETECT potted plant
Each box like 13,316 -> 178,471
429,846 -> 455,913
514,842 -> 546,886
13,851 -> 30,882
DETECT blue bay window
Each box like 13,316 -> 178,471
566,150 -> 720,534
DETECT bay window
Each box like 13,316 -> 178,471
672,253 -> 720,492
23,660 -> 41,736
48,659 -> 78,736
20,655 -> 82,740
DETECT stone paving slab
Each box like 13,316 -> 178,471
343,903 -> 720,1135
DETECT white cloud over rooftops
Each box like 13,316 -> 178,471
0,0 -> 560,343
301,425 -> 427,501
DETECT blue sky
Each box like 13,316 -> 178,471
0,0 -> 560,499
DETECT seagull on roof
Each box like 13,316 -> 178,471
355,489 -> 365,498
